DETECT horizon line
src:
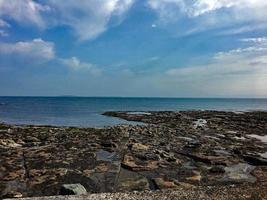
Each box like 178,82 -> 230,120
0,96 -> 267,99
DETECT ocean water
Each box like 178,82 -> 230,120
0,97 -> 267,127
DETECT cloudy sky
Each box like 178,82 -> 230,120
0,0 -> 266,97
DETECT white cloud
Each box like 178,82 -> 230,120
0,0 -> 49,28
215,37 -> 267,59
148,0 -> 267,18
61,56 -> 102,75
165,37 -> 267,97
0,38 -> 101,73
148,0 -> 267,34
0,18 -> 10,37
0,19 -> 9,27
240,37 -> 267,44
0,0 -> 135,41
46,0 -> 135,41
0,38 -> 55,63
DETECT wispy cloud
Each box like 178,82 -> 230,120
0,0 -> 50,28
0,38 -> 55,63
1,0 -> 266,40
0,38 -> 102,74
46,0 -> 135,41
164,37 -> 267,97
60,56 -> 102,75
0,0 -> 135,41
148,0 -> 267,34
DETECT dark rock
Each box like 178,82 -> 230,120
184,141 -> 201,149
116,168 -> 150,192
209,165 -> 225,173
243,154 -> 267,166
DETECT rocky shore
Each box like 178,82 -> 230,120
1,111 -> 267,199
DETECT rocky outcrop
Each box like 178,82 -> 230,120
1,111 -> 267,198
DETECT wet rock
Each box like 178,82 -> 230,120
209,166 -> 225,173
100,141 -> 118,149
243,154 -> 267,166
59,184 -> 87,195
135,152 -> 159,161
96,150 -> 116,162
220,163 -> 256,183
184,141 -> 201,149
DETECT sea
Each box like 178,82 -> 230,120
0,97 -> 267,127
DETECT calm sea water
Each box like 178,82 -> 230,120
0,97 -> 267,127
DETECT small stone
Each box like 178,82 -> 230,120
59,184 -> 87,195
7,128 -> 13,134
186,171 -> 201,182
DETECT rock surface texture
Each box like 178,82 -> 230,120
0,111 -> 267,199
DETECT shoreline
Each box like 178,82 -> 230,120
1,110 -> 267,199
1,109 -> 267,129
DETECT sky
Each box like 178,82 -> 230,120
0,0 -> 267,97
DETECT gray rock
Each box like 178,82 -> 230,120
220,163 -> 256,183
60,184 -> 87,195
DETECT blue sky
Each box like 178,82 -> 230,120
0,0 -> 267,97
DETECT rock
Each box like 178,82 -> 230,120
182,153 -> 227,165
175,182 -> 195,189
59,184 -> 87,195
153,178 -> 179,189
243,154 -> 267,166
135,152 -> 159,161
7,128 -> 13,134
186,171 -> 202,182
96,150 -> 116,162
100,141 -> 118,149
184,141 -> 201,149
122,155 -> 158,171
220,163 -> 256,183
209,166 -> 225,173
131,143 -> 149,151
0,139 -> 22,148
193,119 -> 207,128
25,136 -> 39,142
116,168 -> 150,192
2,191 -> 23,198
